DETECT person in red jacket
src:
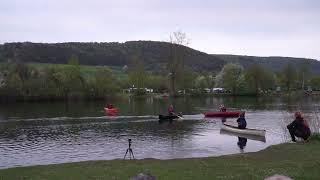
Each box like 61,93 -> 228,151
168,104 -> 175,116
287,112 -> 311,142
106,104 -> 114,109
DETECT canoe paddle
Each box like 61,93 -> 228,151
177,113 -> 184,120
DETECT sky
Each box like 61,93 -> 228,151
1,0 -> 320,59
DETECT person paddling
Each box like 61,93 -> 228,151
220,105 -> 227,112
237,112 -> 247,129
106,104 -> 114,109
168,104 -> 175,116
287,112 -> 311,142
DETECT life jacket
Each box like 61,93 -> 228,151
237,117 -> 247,128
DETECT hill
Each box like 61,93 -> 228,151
0,41 -> 319,74
213,54 -> 320,74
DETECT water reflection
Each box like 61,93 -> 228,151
237,137 -> 247,151
220,129 -> 267,142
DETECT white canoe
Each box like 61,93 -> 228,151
221,124 -> 266,137
220,129 -> 266,142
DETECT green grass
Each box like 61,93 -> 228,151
0,138 -> 319,180
27,63 -> 128,80
310,134 -> 320,141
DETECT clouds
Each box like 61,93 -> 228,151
0,0 -> 319,59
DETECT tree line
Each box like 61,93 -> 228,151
1,59 -> 320,101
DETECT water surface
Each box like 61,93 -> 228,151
0,96 -> 319,169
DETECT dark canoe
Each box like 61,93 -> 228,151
158,114 -> 180,120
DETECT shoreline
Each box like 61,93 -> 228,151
1,138 -> 319,179
0,92 -> 316,103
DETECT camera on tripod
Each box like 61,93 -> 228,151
128,139 -> 132,147
124,138 -> 135,160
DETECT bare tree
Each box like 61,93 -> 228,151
167,31 -> 190,96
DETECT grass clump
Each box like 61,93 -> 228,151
309,133 -> 320,141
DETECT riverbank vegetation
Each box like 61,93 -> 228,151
1,58 -> 320,102
0,136 -> 319,179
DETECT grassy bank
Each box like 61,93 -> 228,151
0,138 -> 319,180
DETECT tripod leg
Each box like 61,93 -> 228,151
124,149 -> 129,159
130,149 -> 135,159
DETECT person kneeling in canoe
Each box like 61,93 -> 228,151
106,104 -> 114,109
220,105 -> 227,112
167,104 -> 183,118
237,112 -> 247,129
287,112 -> 311,142
168,104 -> 175,116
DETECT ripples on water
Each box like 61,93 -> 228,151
0,96 -> 319,169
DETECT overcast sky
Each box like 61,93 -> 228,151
1,0 -> 319,59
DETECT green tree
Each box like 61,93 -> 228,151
310,76 -> 320,90
195,75 -> 208,89
260,70 -> 276,91
3,63 -> 39,97
177,68 -> 197,92
92,68 -> 119,97
53,57 -> 83,98
280,63 -> 297,91
38,67 -> 60,97
128,58 -> 148,95
245,64 -> 275,94
205,73 -> 215,92
5,71 -> 23,96
195,73 -> 215,91
146,75 -> 168,92
245,64 -> 262,94
68,54 -> 79,66
217,63 -> 244,94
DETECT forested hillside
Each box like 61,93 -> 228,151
214,54 -> 320,74
0,41 -> 319,74
0,41 -> 225,73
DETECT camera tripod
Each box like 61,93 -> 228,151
124,139 -> 135,160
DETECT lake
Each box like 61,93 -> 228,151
0,96 -> 319,169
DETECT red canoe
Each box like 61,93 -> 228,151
204,111 -> 241,118
104,108 -> 119,116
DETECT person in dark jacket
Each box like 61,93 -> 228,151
237,112 -> 247,129
287,112 -> 311,142
220,105 -> 227,112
